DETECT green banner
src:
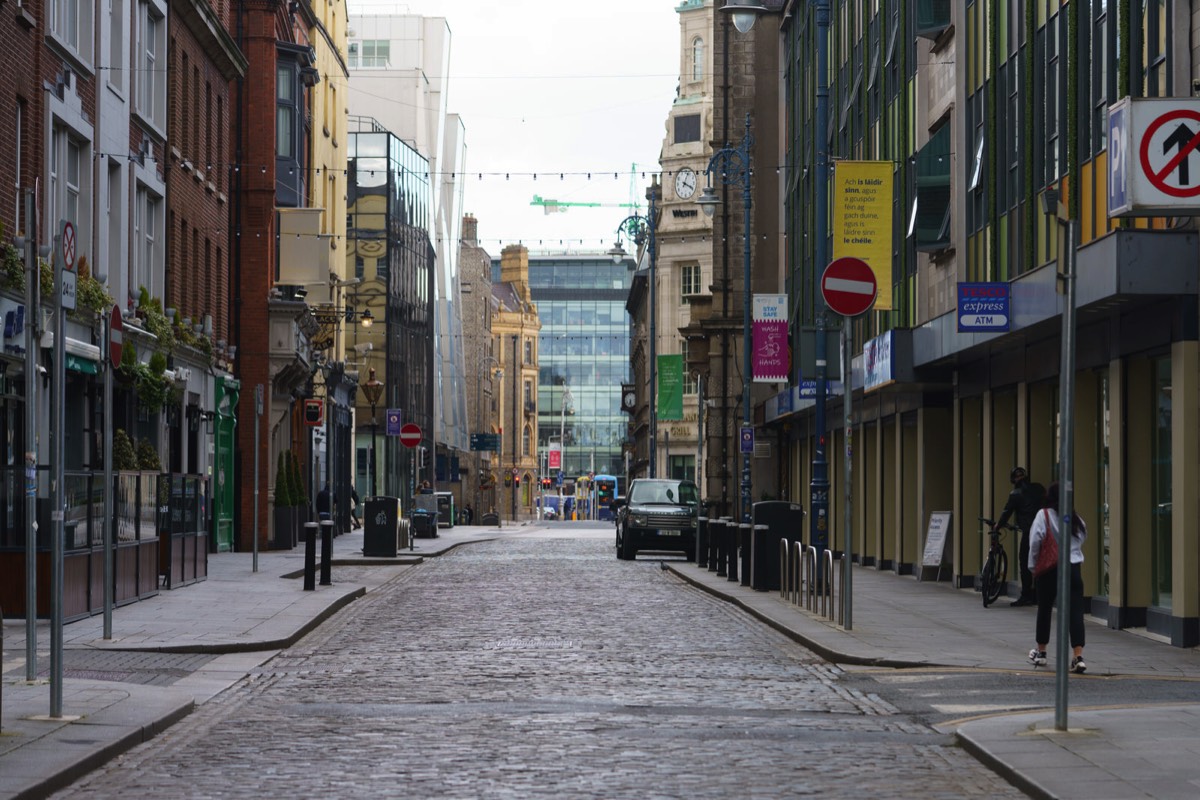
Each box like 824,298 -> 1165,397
657,354 -> 684,421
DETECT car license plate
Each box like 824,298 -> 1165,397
658,530 -> 680,536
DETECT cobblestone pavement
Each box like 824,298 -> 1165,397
53,538 -> 1026,798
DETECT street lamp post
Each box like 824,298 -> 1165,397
609,181 -> 660,477
361,368 -> 383,498
698,111 -> 755,524
1043,186 -> 1077,732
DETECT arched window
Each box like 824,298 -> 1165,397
692,37 -> 704,82
523,426 -> 532,457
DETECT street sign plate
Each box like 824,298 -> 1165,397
740,426 -> 754,454
62,220 -> 75,270
821,257 -> 877,317
60,269 -> 77,311
399,422 -> 421,448
109,304 -> 123,368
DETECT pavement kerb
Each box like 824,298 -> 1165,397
668,563 -> 929,669
954,720 -> 1060,800
8,691 -> 197,800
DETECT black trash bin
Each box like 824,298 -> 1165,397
363,497 -> 401,557
411,509 -> 437,538
751,501 -> 805,592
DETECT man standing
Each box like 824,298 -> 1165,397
316,484 -> 332,522
995,466 -> 1045,606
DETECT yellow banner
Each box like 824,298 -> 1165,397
832,161 -> 894,310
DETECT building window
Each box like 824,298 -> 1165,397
1091,0 -> 1110,156
915,0 -> 951,40
108,0 -> 125,92
51,0 -> 94,64
277,63 -> 296,159
523,427 -> 532,458
1142,0 -> 1169,97
524,338 -> 533,364
675,114 -> 701,144
49,126 -> 90,264
360,39 -> 390,68
133,185 -> 161,299
692,37 -> 704,82
524,379 -> 533,409
681,263 -> 701,304
135,1 -> 165,130
669,455 -> 695,482
13,101 -> 21,231
911,122 -> 951,252
681,339 -> 697,395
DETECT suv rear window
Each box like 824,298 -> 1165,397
629,481 -> 698,505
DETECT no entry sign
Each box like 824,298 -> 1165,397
399,423 -> 422,448
821,257 -> 878,317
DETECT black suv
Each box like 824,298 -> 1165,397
615,479 -> 699,560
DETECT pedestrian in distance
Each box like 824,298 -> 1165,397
316,484 -> 332,522
463,503 -> 473,525
350,486 -> 361,530
1027,481 -> 1088,673
994,466 -> 1045,606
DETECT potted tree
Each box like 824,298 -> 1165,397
272,451 -> 294,550
287,450 -> 307,547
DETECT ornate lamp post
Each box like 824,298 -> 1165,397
361,368 -> 384,498
609,181 -> 660,476
698,112 -> 755,523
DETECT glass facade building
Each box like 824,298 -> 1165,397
347,122 -> 434,502
492,253 -> 633,483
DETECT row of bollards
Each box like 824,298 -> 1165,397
696,517 -> 771,589
303,521 -> 335,591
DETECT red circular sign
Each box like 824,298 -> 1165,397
108,304 -> 123,369
821,257 -> 878,317
62,221 -> 76,270
399,423 -> 422,448
1138,108 -> 1200,198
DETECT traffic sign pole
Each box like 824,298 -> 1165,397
103,307 -> 114,639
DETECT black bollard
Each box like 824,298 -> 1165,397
303,522 -> 318,591
696,517 -> 709,566
320,520 -> 334,586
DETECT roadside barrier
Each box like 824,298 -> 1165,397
777,539 -> 840,625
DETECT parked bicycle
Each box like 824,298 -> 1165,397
978,517 -> 1017,607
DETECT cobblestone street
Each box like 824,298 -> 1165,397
53,537 -> 1025,798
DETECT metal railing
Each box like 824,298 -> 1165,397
778,538 -> 841,625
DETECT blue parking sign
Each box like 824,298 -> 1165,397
1108,99 -> 1130,216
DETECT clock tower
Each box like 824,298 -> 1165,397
646,0 -> 714,486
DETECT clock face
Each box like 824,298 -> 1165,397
623,391 -> 637,409
674,167 -> 697,200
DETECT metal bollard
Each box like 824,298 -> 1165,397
708,520 -> 723,572
714,520 -> 728,577
696,517 -> 709,566
303,522 -> 318,591
320,520 -> 334,586
729,523 -> 746,583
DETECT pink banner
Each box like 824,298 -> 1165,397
753,319 -> 788,381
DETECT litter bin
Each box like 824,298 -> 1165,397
363,496 -> 402,557
434,491 -> 455,528
411,509 -> 437,538
751,501 -> 805,592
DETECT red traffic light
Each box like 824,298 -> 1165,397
514,476 -> 521,486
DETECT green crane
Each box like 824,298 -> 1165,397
530,195 -> 642,215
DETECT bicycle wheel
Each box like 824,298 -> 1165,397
981,551 -> 1007,607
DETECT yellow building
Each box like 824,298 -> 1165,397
492,245 -> 543,521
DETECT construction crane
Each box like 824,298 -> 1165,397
531,195 -> 642,215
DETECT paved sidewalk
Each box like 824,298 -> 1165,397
3,523 -> 1199,800
0,523 -> 500,800
673,560 -> 1200,800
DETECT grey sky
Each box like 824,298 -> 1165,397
349,0 -> 681,253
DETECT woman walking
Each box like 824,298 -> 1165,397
1027,482 -> 1088,673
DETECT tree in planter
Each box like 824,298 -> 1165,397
73,255 -> 114,314
113,429 -> 138,471
272,451 -> 294,549
274,451 -> 292,507
136,438 -> 162,471
289,449 -> 309,510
